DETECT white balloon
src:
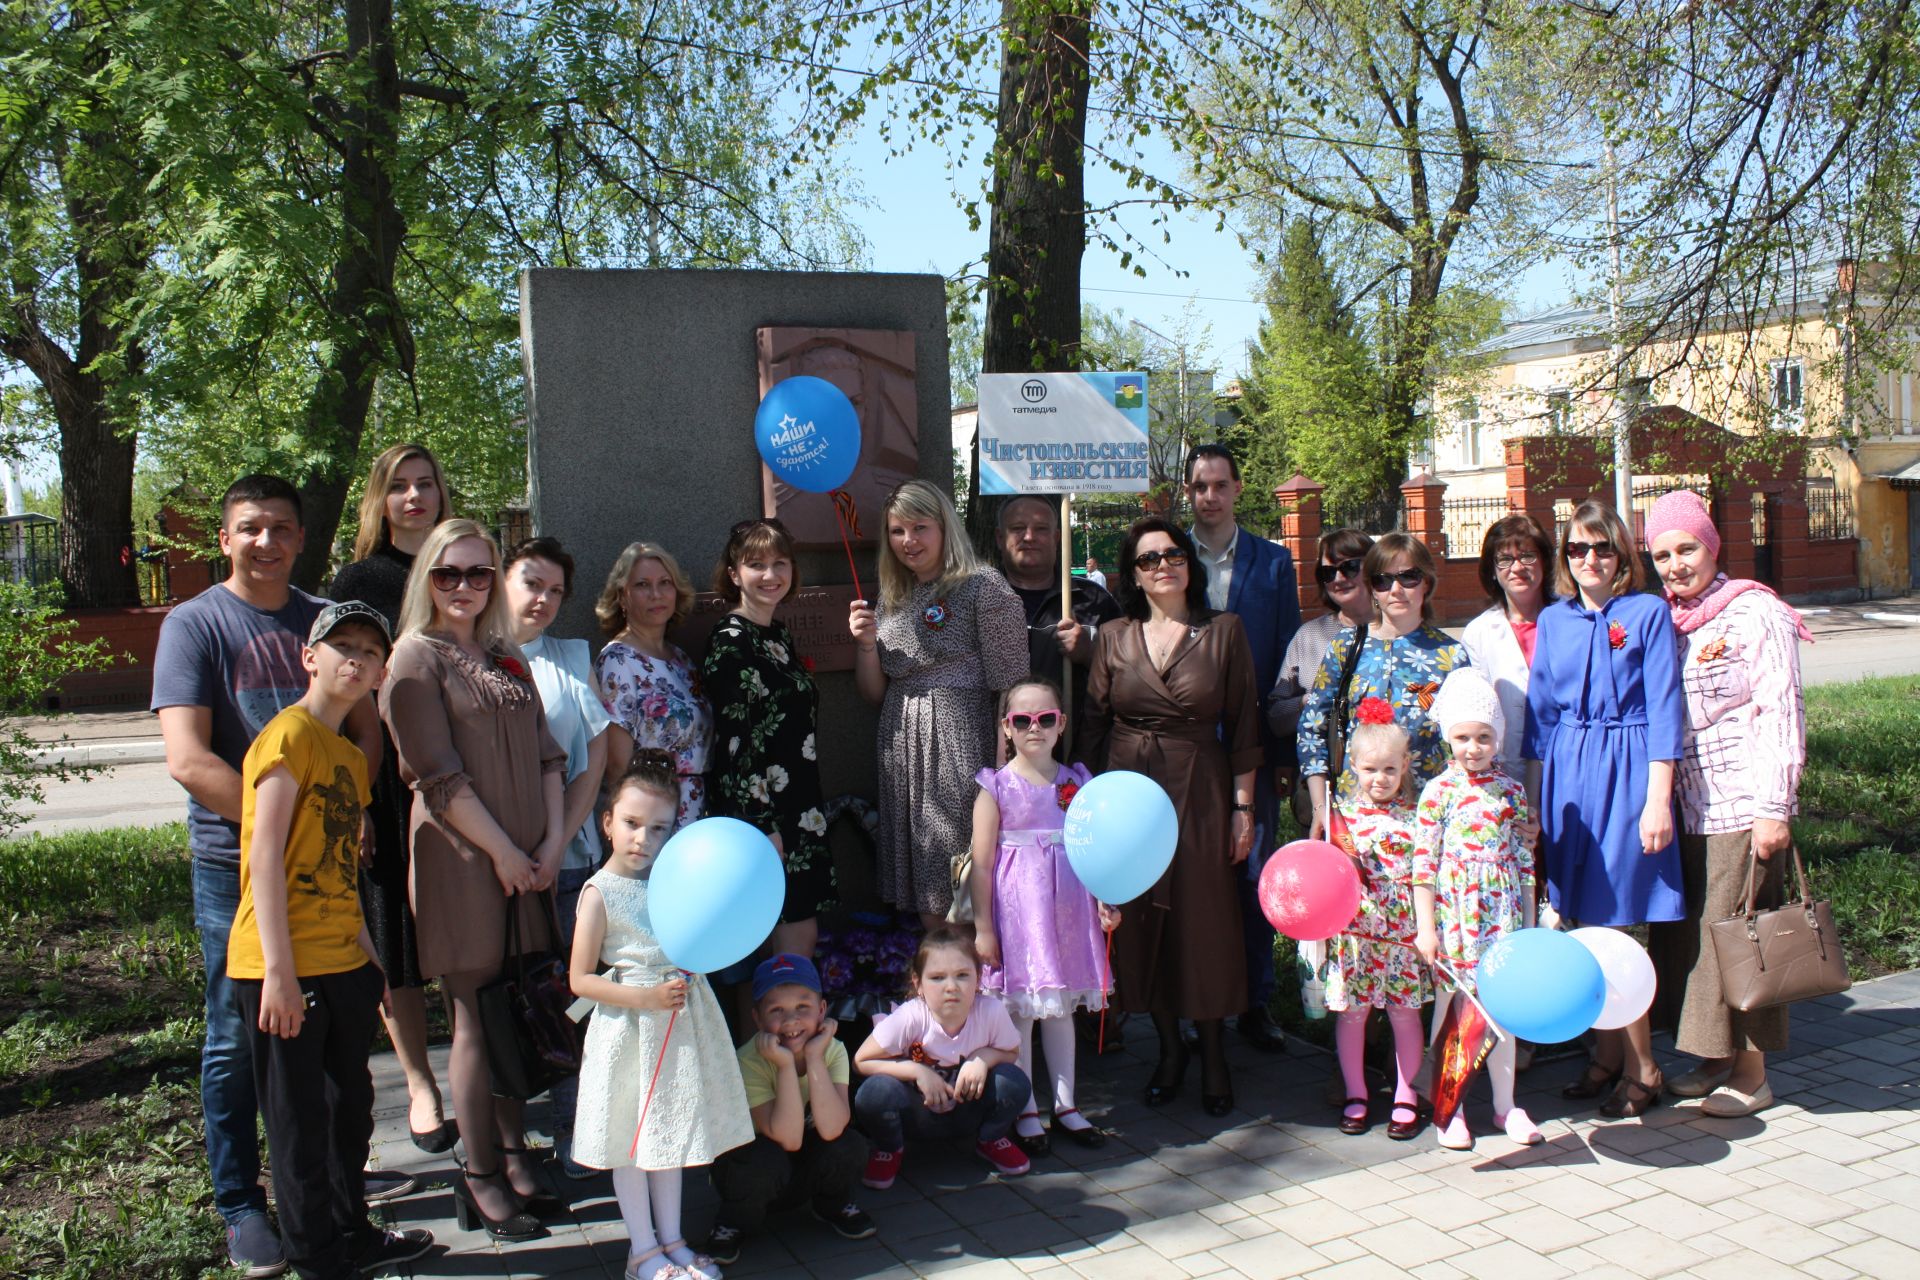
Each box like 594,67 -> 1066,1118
1568,926 -> 1657,1030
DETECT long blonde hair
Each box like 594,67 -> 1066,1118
395,519 -> 518,653
351,443 -> 450,562
594,541 -> 695,638
877,479 -> 981,609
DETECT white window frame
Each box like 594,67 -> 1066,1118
1545,388 -> 1572,433
1771,359 -> 1805,428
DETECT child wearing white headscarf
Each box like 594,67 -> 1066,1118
1413,667 -> 1538,1150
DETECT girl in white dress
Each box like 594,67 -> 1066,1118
570,751 -> 752,1280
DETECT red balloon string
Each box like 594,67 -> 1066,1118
831,489 -> 865,601
628,1006 -> 680,1161
1098,926 -> 1114,1054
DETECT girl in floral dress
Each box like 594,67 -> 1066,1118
1414,668 -> 1539,1150
703,518 -> 835,957
1326,700 -> 1430,1141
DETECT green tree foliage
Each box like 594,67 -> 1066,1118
0,581 -> 111,833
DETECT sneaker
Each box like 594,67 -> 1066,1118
227,1214 -> 288,1279
862,1147 -> 903,1190
812,1203 -> 877,1241
362,1169 -> 419,1203
705,1222 -> 744,1265
353,1227 -> 434,1275
974,1136 -> 1031,1177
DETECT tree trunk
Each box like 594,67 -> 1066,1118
973,0 -> 1091,548
291,0 -> 410,590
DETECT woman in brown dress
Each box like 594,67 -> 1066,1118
381,519 -> 566,1240
1083,516 -> 1261,1118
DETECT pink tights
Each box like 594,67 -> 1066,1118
1337,1007 -> 1423,1115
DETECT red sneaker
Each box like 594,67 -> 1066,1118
862,1147 -> 903,1190
975,1136 -> 1032,1177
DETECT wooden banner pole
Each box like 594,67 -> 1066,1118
1061,491 -> 1074,759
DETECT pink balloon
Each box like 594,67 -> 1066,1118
1259,839 -> 1363,941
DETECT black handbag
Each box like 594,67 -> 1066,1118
477,891 -> 583,1100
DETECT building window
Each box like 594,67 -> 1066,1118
1458,400 -> 1481,467
1772,360 -> 1804,426
1545,389 -> 1572,432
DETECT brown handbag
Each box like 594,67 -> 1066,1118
1708,843 -> 1850,1012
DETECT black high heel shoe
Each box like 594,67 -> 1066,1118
454,1166 -> 546,1242
1145,1040 -> 1191,1107
1562,1062 -> 1624,1101
497,1145 -> 565,1218
1200,1062 -> 1235,1118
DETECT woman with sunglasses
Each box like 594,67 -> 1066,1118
1270,528 -> 1375,825
1524,499 -> 1684,1119
382,519 -> 568,1239
1082,517 -> 1261,1117
703,518 -> 835,957
1461,515 -> 1557,778
1298,532 -> 1469,839
328,443 -> 454,1152
593,542 -> 711,826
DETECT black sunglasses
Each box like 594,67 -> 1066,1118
1368,568 -> 1426,592
428,564 -> 496,591
1565,540 -> 1619,561
1133,549 -> 1189,571
1314,558 -> 1364,586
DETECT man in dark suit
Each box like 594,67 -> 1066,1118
1186,444 -> 1302,1052
997,496 -> 1123,744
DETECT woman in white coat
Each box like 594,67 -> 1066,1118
1460,515 -> 1555,777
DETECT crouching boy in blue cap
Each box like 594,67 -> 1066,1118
706,954 -> 874,1262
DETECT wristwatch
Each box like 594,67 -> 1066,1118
1232,803 -> 1254,813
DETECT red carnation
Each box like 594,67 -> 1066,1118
1608,621 -> 1628,650
1356,696 -> 1395,726
497,654 -> 530,681
1057,781 -> 1081,811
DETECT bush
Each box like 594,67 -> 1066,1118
0,580 -> 113,833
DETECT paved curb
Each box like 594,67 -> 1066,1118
28,739 -> 168,767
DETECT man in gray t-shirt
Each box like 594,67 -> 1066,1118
152,475 -> 379,1277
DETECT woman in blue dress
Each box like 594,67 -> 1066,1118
1523,500 -> 1684,1119
1299,533 -> 1470,836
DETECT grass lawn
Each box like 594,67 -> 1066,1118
1,676 -> 1917,1275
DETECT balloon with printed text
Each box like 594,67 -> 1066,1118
646,817 -> 784,974
754,376 -> 862,493
1062,771 -> 1179,905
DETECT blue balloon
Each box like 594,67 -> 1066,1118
647,817 -> 784,974
754,376 -> 862,493
1062,771 -> 1179,905
1474,927 -> 1607,1044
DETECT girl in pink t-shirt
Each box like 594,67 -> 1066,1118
851,927 -> 1033,1189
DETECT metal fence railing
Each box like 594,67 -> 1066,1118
1,514 -> 218,606
1438,495 -> 1513,556
1807,484 -> 1856,541
1322,494 -> 1404,537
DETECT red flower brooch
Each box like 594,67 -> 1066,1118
1057,780 -> 1081,811
1356,697 -> 1395,725
801,655 -> 817,673
496,654 -> 530,681
1608,621 -> 1628,650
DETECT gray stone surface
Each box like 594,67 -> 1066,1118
518,267 -> 950,806
363,968 -> 1920,1278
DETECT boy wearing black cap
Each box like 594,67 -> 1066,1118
707,954 -> 874,1262
228,602 -> 432,1278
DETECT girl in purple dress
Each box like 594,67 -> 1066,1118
968,677 -> 1116,1157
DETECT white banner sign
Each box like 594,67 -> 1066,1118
976,371 -> 1151,495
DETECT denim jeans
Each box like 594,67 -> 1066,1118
193,859 -> 269,1224
853,1063 -> 1031,1151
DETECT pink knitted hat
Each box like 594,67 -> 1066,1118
1643,489 -> 1720,556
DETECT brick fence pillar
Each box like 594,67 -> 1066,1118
1274,473 -> 1325,620
1769,491 -> 1812,597
1402,469 -> 1449,560
1714,489 -> 1756,582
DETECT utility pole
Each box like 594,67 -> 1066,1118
1606,138 -> 1634,516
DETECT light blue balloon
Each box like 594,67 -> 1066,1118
754,376 -> 862,493
1474,927 -> 1607,1044
1062,771 -> 1179,905
647,817 -> 784,974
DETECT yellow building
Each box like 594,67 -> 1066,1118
1428,261 -> 1920,593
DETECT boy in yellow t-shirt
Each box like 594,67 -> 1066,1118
706,955 -> 873,1264
227,601 -> 431,1279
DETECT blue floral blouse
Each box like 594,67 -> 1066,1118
1297,623 -> 1471,803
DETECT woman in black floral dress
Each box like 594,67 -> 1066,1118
703,518 -> 835,956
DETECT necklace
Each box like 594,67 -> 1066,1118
1147,616 -> 1189,669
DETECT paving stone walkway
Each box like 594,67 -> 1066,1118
367,969 -> 1920,1280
